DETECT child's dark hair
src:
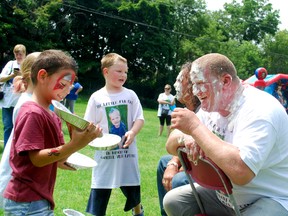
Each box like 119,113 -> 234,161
31,49 -> 78,85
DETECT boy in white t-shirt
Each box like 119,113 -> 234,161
84,53 -> 145,216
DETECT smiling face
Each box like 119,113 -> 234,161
14,51 -> 26,65
37,69 -> 75,104
109,109 -> 121,128
52,71 -> 75,101
174,67 -> 192,105
190,61 -> 223,112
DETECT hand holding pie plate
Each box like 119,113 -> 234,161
89,133 -> 121,150
65,152 -> 97,170
52,100 -> 90,130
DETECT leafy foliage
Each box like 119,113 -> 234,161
218,0 -> 279,43
0,0 -> 287,108
262,30 -> 288,73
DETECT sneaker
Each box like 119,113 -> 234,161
132,205 -> 144,216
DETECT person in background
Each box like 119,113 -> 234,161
164,53 -> 288,216
3,50 -> 102,215
273,83 -> 285,106
64,76 -> 83,113
0,44 -> 26,147
157,84 -> 175,137
84,53 -> 144,216
157,62 -> 201,216
0,52 -> 41,209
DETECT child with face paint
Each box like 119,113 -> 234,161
164,53 -> 288,216
3,50 -> 102,215
84,53 -> 144,216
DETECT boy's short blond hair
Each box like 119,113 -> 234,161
13,44 -> 26,54
101,53 -> 127,71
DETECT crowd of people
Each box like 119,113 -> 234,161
1,46 -> 288,216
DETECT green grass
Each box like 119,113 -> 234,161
0,97 -> 169,215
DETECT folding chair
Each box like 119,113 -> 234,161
177,147 -> 241,216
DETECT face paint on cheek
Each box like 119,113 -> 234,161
53,74 -> 75,90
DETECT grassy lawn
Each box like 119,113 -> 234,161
0,96 -> 169,215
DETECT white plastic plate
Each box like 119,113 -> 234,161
65,152 -> 97,170
88,134 -> 121,150
63,208 -> 85,216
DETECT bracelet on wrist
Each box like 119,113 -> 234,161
167,161 -> 179,168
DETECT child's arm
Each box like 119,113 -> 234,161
28,123 -> 102,167
75,85 -> 83,95
122,119 -> 144,148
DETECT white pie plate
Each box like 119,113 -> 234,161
88,134 -> 121,150
63,208 -> 85,216
65,152 -> 97,170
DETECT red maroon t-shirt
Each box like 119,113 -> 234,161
4,101 -> 64,209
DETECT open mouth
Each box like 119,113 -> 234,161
198,95 -> 207,102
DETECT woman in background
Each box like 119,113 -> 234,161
0,44 -> 26,147
157,84 -> 175,137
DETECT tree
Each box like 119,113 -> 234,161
218,39 -> 264,79
179,14 -> 226,60
213,0 -> 280,43
262,30 -> 288,74
0,0 -> 69,66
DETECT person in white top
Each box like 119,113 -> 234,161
0,52 -> 40,209
0,44 -> 26,147
157,62 -> 201,216
157,84 -> 175,137
84,53 -> 144,216
164,53 -> 288,216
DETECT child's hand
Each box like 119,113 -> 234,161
58,161 -> 77,171
68,123 -> 103,151
122,130 -> 135,148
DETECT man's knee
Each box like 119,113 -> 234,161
163,190 -> 174,213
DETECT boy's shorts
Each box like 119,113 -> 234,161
86,185 -> 141,216
3,198 -> 54,215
